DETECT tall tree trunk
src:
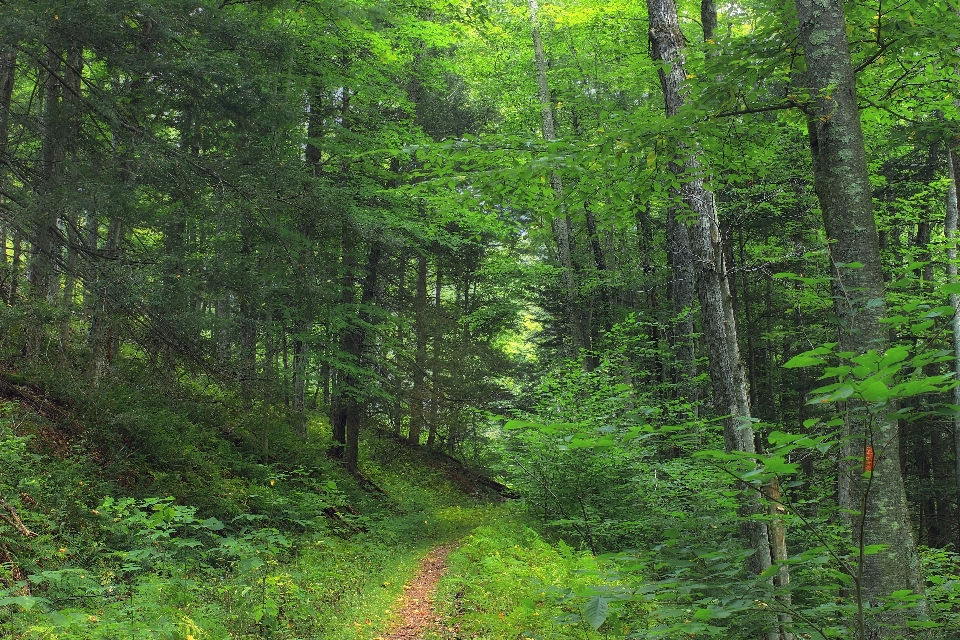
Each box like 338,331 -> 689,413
527,0 -> 583,356
947,149 -> 960,549
57,45 -> 83,357
344,241 -> 382,473
30,49 -> 65,303
87,217 -> 123,386
666,204 -> 698,411
0,48 -> 16,304
291,319 -> 309,440
408,254 -> 428,445
330,224 -> 356,462
645,1 -> 788,638
426,264 -> 442,448
794,0 -> 927,633
583,201 -> 610,371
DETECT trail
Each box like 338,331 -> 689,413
377,542 -> 458,640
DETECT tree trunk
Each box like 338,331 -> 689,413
87,217 -> 123,386
291,319 -> 309,440
0,48 -> 16,304
947,149 -> 960,550
794,0 -> 927,633
426,264 -> 442,448
527,0 -> 583,356
345,241 -> 382,472
331,229 -> 382,473
408,254 -> 428,445
29,49 -> 66,303
57,46 -> 81,355
666,206 -> 698,411
645,0 -> 788,637
330,224 -> 356,462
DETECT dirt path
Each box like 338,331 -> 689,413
377,542 -> 458,640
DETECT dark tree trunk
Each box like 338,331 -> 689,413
408,254 -> 428,445
945,149 -> 960,549
330,225 -> 357,461
29,49 -> 65,303
426,264 -> 442,448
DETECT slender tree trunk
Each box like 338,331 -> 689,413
666,205 -> 698,411
291,319 -> 309,440
331,225 -> 356,461
0,49 -> 14,148
946,149 -> 960,549
30,49 -> 65,303
794,0 -> 927,633
528,0 -> 583,356
645,1 -> 788,637
0,49 -> 16,304
584,200 -> 612,336
345,241 -> 382,473
9,231 -> 20,304
408,254 -> 428,445
87,217 -> 123,386
57,46 -> 80,355
426,264 -> 442,448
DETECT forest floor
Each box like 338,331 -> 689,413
378,542 -> 458,640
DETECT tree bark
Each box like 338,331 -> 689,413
0,48 -> 16,303
330,224 -> 357,462
947,149 -> 960,550
29,49 -> 66,303
794,0 -> 927,633
426,263 -> 442,448
408,254 -> 428,445
291,319 -> 309,440
528,0 -> 584,356
645,1 -> 788,637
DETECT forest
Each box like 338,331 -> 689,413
1,0 -> 959,638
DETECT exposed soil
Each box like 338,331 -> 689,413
378,542 -> 458,640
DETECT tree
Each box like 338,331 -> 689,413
793,0 -> 927,633
644,0 -> 793,636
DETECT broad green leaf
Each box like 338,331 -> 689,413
783,354 -> 825,369
940,282 -> 960,294
859,380 -> 889,402
582,595 -> 609,630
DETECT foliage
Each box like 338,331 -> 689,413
429,517 -> 647,639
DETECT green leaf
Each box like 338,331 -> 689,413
940,282 -> 960,294
503,420 -> 538,430
859,380 -> 889,402
202,517 -> 224,531
582,595 -> 609,630
862,544 -> 888,555
783,354 -> 825,369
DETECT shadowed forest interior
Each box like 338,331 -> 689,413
1,0 -> 960,638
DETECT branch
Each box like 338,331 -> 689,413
710,101 -> 802,119
0,497 -> 37,537
858,96 -> 922,125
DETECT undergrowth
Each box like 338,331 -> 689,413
0,360 -> 499,640
428,516 -> 648,639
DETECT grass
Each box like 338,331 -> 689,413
0,362 -> 503,640
427,512 -> 647,640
